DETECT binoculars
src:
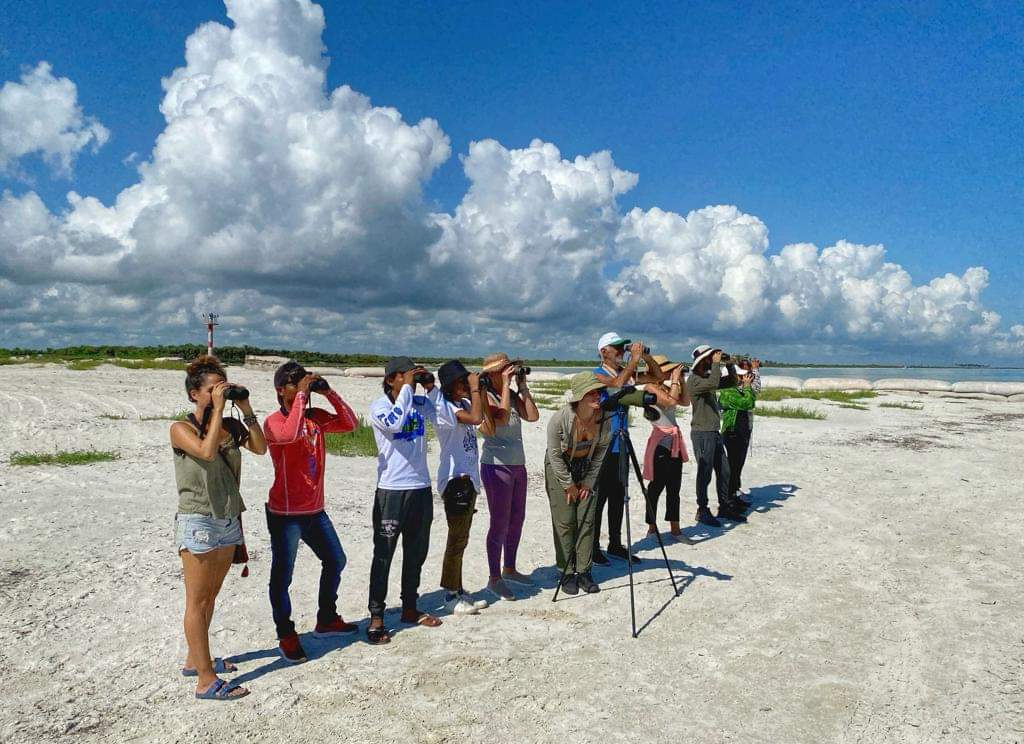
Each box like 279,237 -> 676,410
309,378 -> 330,393
223,385 -> 250,401
413,371 -> 435,385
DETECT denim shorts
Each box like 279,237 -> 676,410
175,513 -> 243,555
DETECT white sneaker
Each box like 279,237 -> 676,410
459,590 -> 489,610
444,592 -> 479,615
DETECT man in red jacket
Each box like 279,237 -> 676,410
263,361 -> 360,663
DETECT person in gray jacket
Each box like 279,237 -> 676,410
686,345 -> 746,527
544,372 -> 611,596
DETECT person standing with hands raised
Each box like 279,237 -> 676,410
263,361 -> 360,664
592,333 -> 665,564
366,357 -> 443,644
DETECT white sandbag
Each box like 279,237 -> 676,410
933,392 -> 1010,401
802,377 -> 873,392
758,375 -> 804,390
522,370 -> 569,382
951,381 -> 1024,396
245,354 -> 290,369
342,366 -> 386,378
305,366 -> 346,377
872,378 -> 952,392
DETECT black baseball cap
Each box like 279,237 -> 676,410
384,356 -> 418,378
274,360 -> 307,388
438,360 -> 470,390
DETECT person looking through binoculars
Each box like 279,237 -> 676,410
366,357 -> 443,644
592,332 -> 666,564
686,345 -> 746,527
478,353 -> 540,601
170,355 -> 267,701
641,356 -> 692,542
719,358 -> 760,509
263,361 -> 360,664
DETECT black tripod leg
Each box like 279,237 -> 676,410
616,430 -> 638,638
626,443 -> 679,595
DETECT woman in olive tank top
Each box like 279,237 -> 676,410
170,356 -> 266,701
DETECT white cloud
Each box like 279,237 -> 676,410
0,62 -> 109,176
0,0 -> 1020,361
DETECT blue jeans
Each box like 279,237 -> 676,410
265,507 -> 347,638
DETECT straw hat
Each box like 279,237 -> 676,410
650,354 -> 683,374
481,353 -> 523,373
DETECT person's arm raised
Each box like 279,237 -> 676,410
370,382 -> 415,434
170,383 -> 228,461
515,374 -> 540,423
454,373 -> 485,426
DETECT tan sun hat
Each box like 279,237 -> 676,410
569,371 -> 605,403
650,354 -> 683,374
481,353 -> 523,373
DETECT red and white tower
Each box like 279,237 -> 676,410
203,313 -> 219,355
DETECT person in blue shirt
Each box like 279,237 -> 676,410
591,332 -> 665,564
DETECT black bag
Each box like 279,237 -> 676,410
442,475 -> 476,515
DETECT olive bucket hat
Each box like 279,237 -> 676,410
568,371 -> 605,403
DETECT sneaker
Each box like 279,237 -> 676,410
278,632 -> 307,664
459,589 -> 489,610
313,616 -> 359,637
444,591 -> 479,615
577,571 -> 600,594
717,506 -> 748,523
668,530 -> 695,545
733,493 -> 752,510
592,550 -> 610,566
696,507 -> 722,528
559,573 -> 579,595
501,569 -> 536,587
606,544 -> 641,563
487,578 -> 516,601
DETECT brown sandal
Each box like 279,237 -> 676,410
366,621 -> 391,645
400,610 -> 442,627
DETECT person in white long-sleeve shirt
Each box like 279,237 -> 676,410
365,356 -> 442,644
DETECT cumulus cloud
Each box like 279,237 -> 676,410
0,62 -> 109,176
0,0 -> 1020,361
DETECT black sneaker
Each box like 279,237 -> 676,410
717,506 -> 748,523
606,544 -> 641,563
734,495 -> 752,510
560,573 -> 579,595
577,571 -> 600,593
592,549 -> 610,566
696,507 -> 722,528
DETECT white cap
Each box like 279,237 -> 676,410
597,332 -> 630,353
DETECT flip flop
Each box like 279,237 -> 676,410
366,625 -> 391,645
181,658 -> 237,677
401,611 -> 442,627
194,678 -> 249,701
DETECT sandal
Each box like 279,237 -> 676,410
182,657 -> 237,677
194,678 -> 249,701
366,624 -> 391,645
401,610 -> 442,627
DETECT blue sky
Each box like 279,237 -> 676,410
1,0 -> 1022,361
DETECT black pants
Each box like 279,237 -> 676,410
645,447 -> 682,524
723,428 -> 751,497
691,431 -> 732,510
368,487 -> 433,617
594,448 -> 626,550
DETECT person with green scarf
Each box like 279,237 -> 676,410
719,360 -> 756,508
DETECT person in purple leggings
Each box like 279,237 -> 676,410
478,353 -> 540,601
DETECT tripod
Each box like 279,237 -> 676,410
552,408 -> 679,638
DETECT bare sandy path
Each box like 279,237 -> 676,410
0,364 -> 1021,743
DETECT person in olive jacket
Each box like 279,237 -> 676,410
685,345 -> 745,527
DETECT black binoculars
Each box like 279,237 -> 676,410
309,378 -> 330,393
413,371 -> 435,385
223,385 -> 250,401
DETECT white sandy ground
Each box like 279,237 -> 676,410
0,364 -> 1022,744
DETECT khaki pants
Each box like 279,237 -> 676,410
440,486 -> 477,591
545,459 -> 598,574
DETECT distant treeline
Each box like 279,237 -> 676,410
0,344 -> 596,368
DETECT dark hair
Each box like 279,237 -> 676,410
185,355 -> 226,402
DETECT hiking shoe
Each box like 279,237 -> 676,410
444,591 -> 479,615
592,549 -> 610,566
313,616 -> 358,637
278,632 -> 307,664
501,569 -> 536,587
560,573 -> 579,595
717,506 -> 748,523
487,578 -> 516,601
458,589 -> 489,610
606,544 -> 641,563
577,571 -> 600,594
696,507 -> 722,528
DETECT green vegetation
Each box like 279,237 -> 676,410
837,403 -> 869,411
10,450 -> 119,466
756,405 -> 827,420
529,379 -> 570,410
325,417 -> 378,457
758,388 -> 876,403
66,359 -> 104,371
879,401 -> 923,411
140,409 -> 191,421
